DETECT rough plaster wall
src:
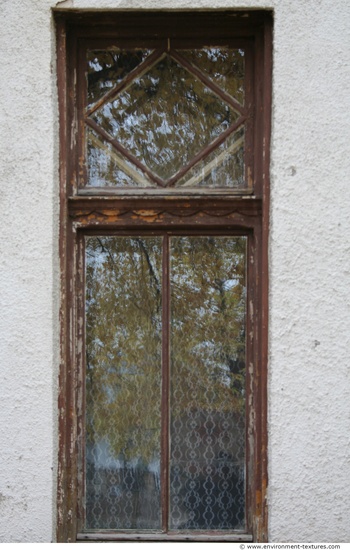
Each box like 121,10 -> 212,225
269,0 -> 350,541
0,0 -> 349,543
0,0 -> 59,543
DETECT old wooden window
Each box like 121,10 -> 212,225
56,11 -> 271,543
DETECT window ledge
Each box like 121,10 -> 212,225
77,531 -> 253,542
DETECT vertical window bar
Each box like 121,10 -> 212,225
161,234 -> 170,531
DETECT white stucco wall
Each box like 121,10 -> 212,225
0,0 -> 349,543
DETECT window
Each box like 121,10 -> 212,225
56,11 -> 271,542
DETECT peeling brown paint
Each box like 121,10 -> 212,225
56,11 -> 271,542
132,209 -> 163,222
247,166 -> 253,189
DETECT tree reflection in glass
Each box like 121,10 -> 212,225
87,48 -> 153,109
91,55 -> 240,181
84,235 -> 247,531
170,236 -> 247,530
85,236 -> 162,530
182,48 -> 245,105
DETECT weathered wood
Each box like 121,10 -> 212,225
76,532 -> 254,542
56,10 -> 271,542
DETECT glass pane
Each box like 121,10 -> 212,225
92,54 -> 240,180
87,48 -> 153,109
85,236 -> 162,530
170,236 -> 246,530
181,48 -> 245,105
175,126 -> 245,188
86,127 -> 156,188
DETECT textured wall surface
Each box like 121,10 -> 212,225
0,0 -> 59,543
269,1 -> 350,541
0,0 -> 349,543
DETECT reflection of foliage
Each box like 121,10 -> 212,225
86,236 -> 162,463
86,236 -> 246,464
87,48 -> 245,187
183,47 -> 245,104
171,236 -> 246,417
87,128 -> 152,188
87,49 -> 152,107
92,56 -> 237,180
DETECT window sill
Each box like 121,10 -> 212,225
77,531 -> 253,542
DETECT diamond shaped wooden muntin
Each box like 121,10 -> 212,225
91,54 -> 240,182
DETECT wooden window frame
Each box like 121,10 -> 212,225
55,10 -> 272,543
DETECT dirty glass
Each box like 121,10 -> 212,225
87,48 -> 153,109
84,235 -> 247,531
91,55 -> 240,181
85,236 -> 162,530
176,126 -> 245,188
86,127 -> 156,188
182,48 -> 245,105
85,46 -> 247,189
169,236 -> 247,530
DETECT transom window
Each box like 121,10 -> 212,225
56,11 -> 271,543
84,44 -> 247,189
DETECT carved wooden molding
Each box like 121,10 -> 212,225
68,197 -> 261,227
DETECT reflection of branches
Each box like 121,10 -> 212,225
86,236 -> 246,459
135,238 -> 161,306
88,51 -> 146,90
92,237 -> 162,335
96,237 -> 116,268
213,277 -> 245,376
171,236 -> 246,415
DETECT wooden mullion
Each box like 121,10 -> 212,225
76,232 -> 86,534
161,235 -> 170,532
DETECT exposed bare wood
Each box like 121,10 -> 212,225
56,11 -> 271,543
